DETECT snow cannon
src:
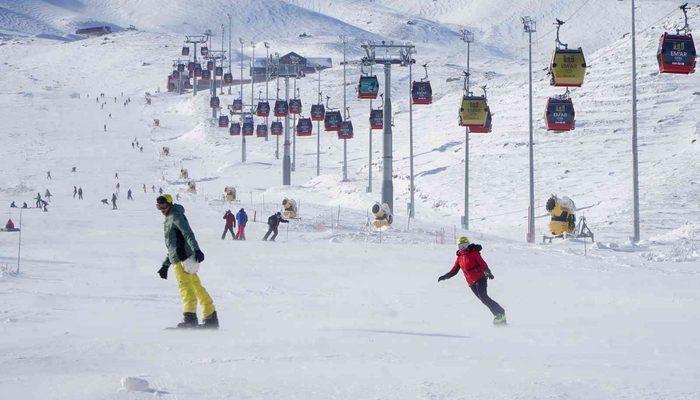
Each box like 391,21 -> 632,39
224,186 -> 237,202
371,202 -> 393,231
545,195 -> 576,237
282,198 -> 298,219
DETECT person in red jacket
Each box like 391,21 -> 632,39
438,236 -> 506,325
221,210 -> 236,240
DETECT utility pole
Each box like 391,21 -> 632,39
284,74 -> 291,185
220,24 -> 225,95
264,42 -> 270,141
251,41 -> 256,140
361,42 -> 415,213
316,68 -> 322,176
275,52 -> 280,160
630,0 -> 640,243
407,50 -> 415,218
522,17 -> 536,243
227,14 -> 232,95
341,35 -> 348,181
184,35 -> 206,97
240,38 -> 246,162
460,28 -> 474,230
367,63 -> 373,193
292,78 -> 297,172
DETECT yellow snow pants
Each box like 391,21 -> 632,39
174,262 -> 215,318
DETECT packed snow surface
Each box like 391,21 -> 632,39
1,1 -> 699,399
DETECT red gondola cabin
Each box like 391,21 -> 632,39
324,111 -> 342,132
296,118 -> 313,136
230,122 -> 241,136
545,97 -> 575,132
657,33 -> 696,74
271,121 -> 283,136
218,115 -> 229,128
369,109 -> 383,130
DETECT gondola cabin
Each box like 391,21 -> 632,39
271,121 -> 283,136
206,61 -> 214,71
467,109 -> 492,133
187,62 -> 196,72
256,101 -> 270,117
549,48 -> 587,87
338,120 -> 354,139
458,96 -> 488,126
289,99 -> 302,115
369,109 -> 383,130
324,111 -> 342,131
657,33 -> 696,74
274,100 -> 289,117
545,97 -> 575,132
215,66 -> 223,77
172,70 -> 180,79
296,118 -> 313,136
411,81 -> 433,105
210,96 -> 220,109
229,122 -> 241,136
218,115 -> 229,128
177,63 -> 185,72
201,70 -> 211,82
201,46 -> 209,57
357,76 -> 379,99
256,124 -> 268,138
242,122 -> 254,136
311,104 -> 325,121
182,46 -> 190,56
232,99 -> 243,112
223,72 -> 233,84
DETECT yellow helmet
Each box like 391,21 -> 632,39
457,236 -> 470,246
157,194 -> 174,205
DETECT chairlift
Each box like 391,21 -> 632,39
549,19 -> 587,87
218,115 -> 229,128
271,120 -> 283,136
232,98 -> 243,112
311,103 -> 325,121
182,46 -> 190,56
210,96 -> 220,109
242,121 -> 254,136
412,64 -> 433,105
657,4 -> 696,74
256,124 -> 268,138
545,91 -> 575,132
296,117 -> 313,136
274,100 -> 289,117
223,72 -> 233,84
357,64 -> 379,99
201,46 -> 209,56
229,122 -> 241,136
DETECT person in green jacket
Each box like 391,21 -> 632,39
156,194 -> 218,329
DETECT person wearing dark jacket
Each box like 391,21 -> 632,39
263,212 -> 288,241
156,194 -> 218,329
438,236 -> 506,325
221,210 -> 236,240
235,208 -> 248,240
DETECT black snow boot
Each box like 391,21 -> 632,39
199,311 -> 219,329
176,312 -> 198,328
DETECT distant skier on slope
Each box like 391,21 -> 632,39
221,210 -> 236,240
235,208 -> 248,240
111,193 -> 118,210
34,193 -> 42,208
263,212 -> 288,242
155,194 -> 218,329
438,236 -> 506,325
127,188 -> 133,200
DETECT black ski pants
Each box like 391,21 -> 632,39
263,226 -> 278,241
470,277 -> 505,316
222,226 -> 235,239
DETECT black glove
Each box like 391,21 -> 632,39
158,265 -> 169,280
438,274 -> 448,282
194,250 -> 205,263
485,269 -> 494,280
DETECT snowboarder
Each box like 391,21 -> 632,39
111,193 -> 118,210
235,208 -> 248,240
34,193 -> 42,208
155,194 -> 218,329
73,186 -> 77,198
221,210 -> 236,240
78,187 -> 83,200
127,189 -> 133,200
263,212 -> 288,242
438,237 -> 506,325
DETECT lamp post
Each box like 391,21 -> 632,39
522,17 -> 536,243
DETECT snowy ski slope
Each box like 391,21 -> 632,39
0,1 -> 699,399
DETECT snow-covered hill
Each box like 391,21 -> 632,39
1,1 -> 699,399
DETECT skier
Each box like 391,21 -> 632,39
116,182 -> 120,193
46,171 -> 51,180
158,187 -> 163,195
139,146 -> 143,152
175,193 -> 180,201
73,186 -> 77,198
115,172 -> 119,179
127,188 -> 133,200
438,237 -> 506,325
34,193 -> 42,208
155,194 -> 218,329
221,210 -> 236,240
78,187 -> 83,200
235,208 -> 248,240
111,193 -> 118,210
151,185 -> 156,193
41,200 -> 48,212
44,189 -> 52,201
21,202 -> 28,209
10,201 -> 16,208
263,212 -> 288,241
103,124 -> 106,132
